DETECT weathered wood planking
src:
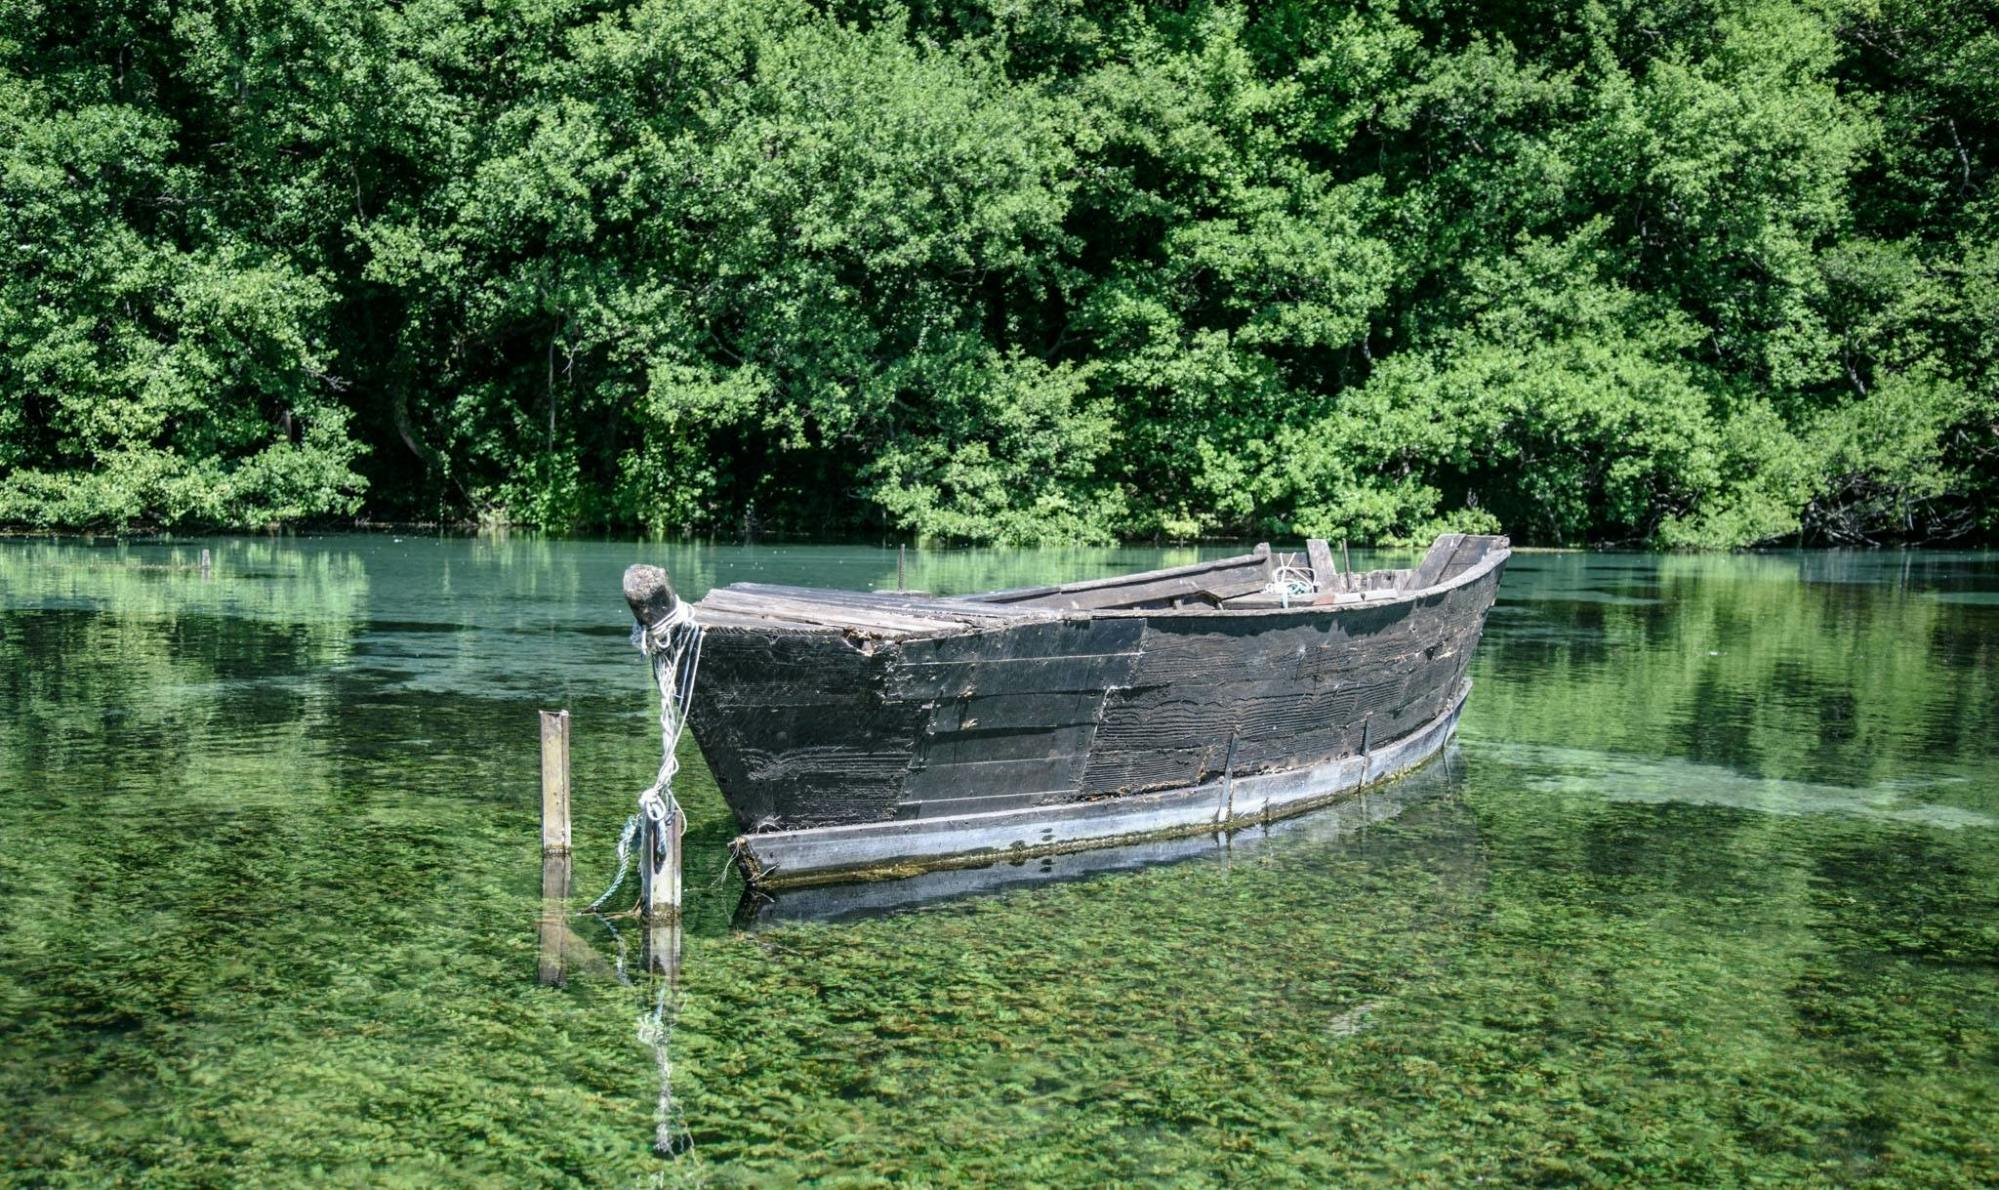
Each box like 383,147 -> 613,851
684,628 -> 921,826
1076,565 -> 1499,797
1435,535 -> 1504,585
659,534 -> 1509,885
1402,533 -> 1468,591
539,709 -> 571,855
733,683 -> 1472,888
975,544 -> 1274,610
1306,538 -> 1338,588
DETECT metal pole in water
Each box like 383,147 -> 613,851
540,709 -> 571,855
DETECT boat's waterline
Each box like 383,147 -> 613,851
739,744 -> 1470,924
733,680 -> 1470,889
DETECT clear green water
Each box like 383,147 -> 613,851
3,539 -> 1996,1186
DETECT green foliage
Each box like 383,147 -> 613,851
864,351 -> 1124,544
3,0 -> 1997,543
0,53 -> 365,529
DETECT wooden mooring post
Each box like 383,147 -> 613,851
539,710 -> 571,855
621,563 -> 688,980
639,806 -> 683,922
537,709 -> 573,986
639,804 -> 684,982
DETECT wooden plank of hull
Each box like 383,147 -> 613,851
924,690 -> 1105,734
687,629 -> 924,828
732,681 -> 1470,889
1078,566 -> 1498,798
1402,533 -> 1469,591
744,832 -> 1235,924
1437,537 -> 1502,584
722,584 -> 1059,624
894,616 -> 1145,665
889,650 -> 1144,701
1010,568 -> 1271,610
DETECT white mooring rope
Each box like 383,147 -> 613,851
1264,552 -> 1319,608
584,598 -> 705,914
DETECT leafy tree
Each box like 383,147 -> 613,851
0,1 -> 363,529
3,0 -> 1996,545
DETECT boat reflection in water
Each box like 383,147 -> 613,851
737,743 -> 1479,926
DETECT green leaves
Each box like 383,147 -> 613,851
0,50 -> 364,530
2,0 -> 1995,543
864,350 -> 1122,544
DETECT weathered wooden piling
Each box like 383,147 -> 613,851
540,710 -> 571,855
639,808 -> 682,923
643,816 -> 684,978
646,911 -> 683,984
199,548 -> 212,577
536,709 -> 573,985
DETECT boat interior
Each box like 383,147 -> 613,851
688,534 -> 1509,637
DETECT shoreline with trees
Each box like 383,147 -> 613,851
4,0 -> 1994,547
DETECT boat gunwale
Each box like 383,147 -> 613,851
691,539 -> 1510,638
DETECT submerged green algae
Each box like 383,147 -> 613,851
1,539 -> 1995,1186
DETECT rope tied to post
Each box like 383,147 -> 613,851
585,593 -> 705,914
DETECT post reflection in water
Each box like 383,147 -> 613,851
539,846 -> 692,1159
537,898 -> 693,1161
537,854 -> 572,988
639,922 -> 692,1160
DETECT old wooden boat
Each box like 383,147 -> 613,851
621,533 -> 1509,890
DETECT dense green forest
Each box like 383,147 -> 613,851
3,0 -> 1995,545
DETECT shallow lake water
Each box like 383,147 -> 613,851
2,537 -> 1995,1186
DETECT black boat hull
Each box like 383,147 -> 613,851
678,544 -> 1508,887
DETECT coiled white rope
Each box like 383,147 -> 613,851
1264,553 -> 1319,608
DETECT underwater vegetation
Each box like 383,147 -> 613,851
0,539 -> 1994,1185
